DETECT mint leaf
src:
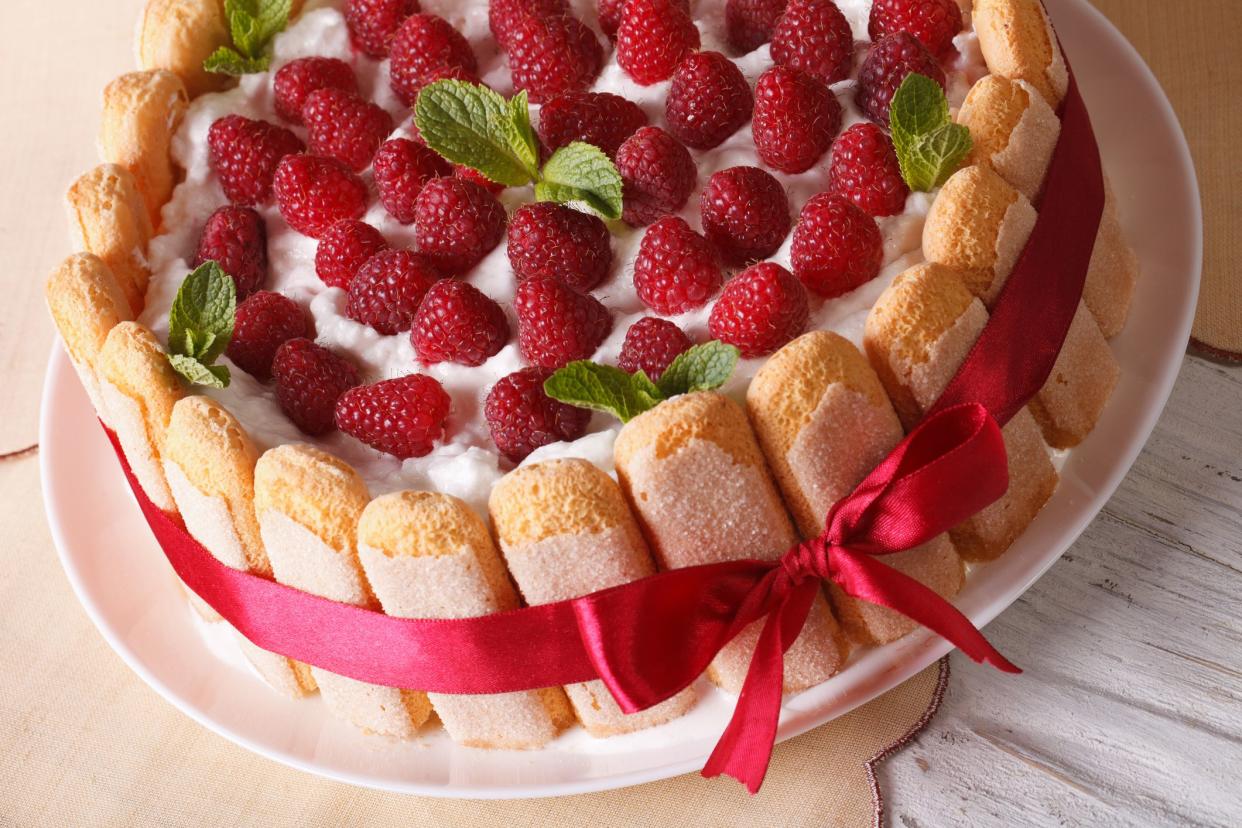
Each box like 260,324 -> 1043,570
206,0 -> 290,75
536,142 -> 624,220
504,91 -> 540,175
890,73 -> 951,148
169,354 -> 231,389
167,262 -> 236,388
898,123 -> 973,192
203,46 -> 270,76
415,80 -> 539,187
544,362 -> 664,424
656,341 -> 740,398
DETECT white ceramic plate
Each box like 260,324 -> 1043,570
41,0 -> 1201,799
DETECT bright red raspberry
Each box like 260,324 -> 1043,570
414,177 -> 507,273
752,65 -> 842,174
616,127 -> 696,227
389,14 -> 479,105
726,0 -> 788,54
272,338 -> 360,435
617,317 -> 694,380
411,279 -> 510,366
537,92 -> 647,158
226,291 -> 313,381
207,115 -> 304,206
273,57 -> 358,124
856,32 -> 946,127
632,216 -> 723,314
302,88 -> 394,172
828,123 -> 909,217
617,0 -> 701,86
665,51 -> 754,150
515,276 -> 613,369
315,220 -> 389,289
485,367 -> 591,462
489,0 -> 568,49
506,14 -> 604,103
791,193 -> 883,298
345,0 -> 419,57
273,154 -> 369,239
770,0 -> 855,85
335,374 -> 451,459
346,249 -> 442,335
507,202 -> 612,292
373,137 -> 453,224
869,0 -> 963,59
708,262 -> 809,357
601,0 -> 684,38
700,166 -> 791,266
193,205 -> 267,299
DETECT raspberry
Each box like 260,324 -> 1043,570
770,0 -> 855,85
665,51 -> 754,150
632,216 -> 723,315
507,202 -> 612,292
373,137 -> 453,224
617,317 -> 694,380
617,0 -> 700,86
616,127 -> 696,227
828,123 -> 909,217
454,165 -> 506,194
207,115 -> 304,206
345,0 -> 419,57
303,88 -> 394,172
389,14 -> 479,105
484,367 -> 591,462
335,374 -> 451,459
856,32 -> 946,127
600,0 -> 685,38
193,205 -> 267,299
411,279 -> 510,366
273,57 -> 358,124
315,220 -> 389,289
506,15 -> 603,104
699,166 -> 791,266
752,65 -> 842,174
708,262 -> 809,357
869,0 -> 963,59
726,0 -> 788,54
346,249 -> 443,335
273,154 -> 369,239
489,0 -> 568,49
515,276 -> 613,369
226,291 -> 313,381
272,338 -> 360,435
537,92 -> 647,158
791,193 -> 883,298
413,177 -> 507,273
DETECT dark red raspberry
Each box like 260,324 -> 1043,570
537,92 -> 647,158
506,14 -> 604,104
699,166 -> 791,266
345,0 -> 419,57
193,205 -> 267,299
226,291 -> 313,381
791,193 -> 883,298
770,0 -> 855,85
411,279 -> 510,366
726,0 -> 788,54
207,115 -> 304,206
414,177 -> 507,273
302,88 -> 394,172
373,137 -> 453,224
752,65 -> 842,174
389,14 -> 479,105
315,220 -> 389,290
485,367 -> 591,462
272,338 -> 360,435
346,249 -> 443,335
617,317 -> 694,380
665,51 -> 754,150
489,0 -> 568,49
828,123 -> 909,217
454,165 -> 506,194
335,374 -> 451,459
273,57 -> 358,124
273,154 -> 369,239
507,202 -> 612,292
617,0 -> 700,86
633,216 -> 723,315
856,32 -> 946,127
616,127 -> 696,227
708,261 -> 808,357
515,276 -> 612,369
869,0 -> 964,59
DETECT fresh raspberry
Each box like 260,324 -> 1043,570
616,127 -> 696,227
193,205 -> 267,299
770,0 -> 855,85
207,115 -> 304,206
485,367 -> 590,461
272,338 -> 360,435
507,202 -> 612,292
506,14 -> 604,103
600,0 -> 686,38
335,374 -> 451,459
617,0 -> 701,86
315,220 -> 389,289
869,0 -> 964,59
226,291 -> 313,381
633,216 -> 722,314
411,279 -> 510,366
454,165 -> 506,194
752,65 -> 842,174
856,32 -> 946,127
665,51 -> 754,150
726,0 -> 788,54
373,137 -> 453,224
617,317 -> 694,380
345,0 -> 419,57
389,14 -> 479,105
302,88 -> 394,172
273,57 -> 358,124
828,123 -> 909,217
273,154 -> 369,239
515,276 -> 613,369
699,166 -> 791,266
537,92 -> 647,158
345,249 -> 442,335
791,193 -> 883,298
413,177 -> 507,273
489,0 -> 568,49
708,262 -> 809,357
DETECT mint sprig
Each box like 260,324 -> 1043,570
889,73 -> 973,192
204,0 -> 292,76
167,262 -> 236,388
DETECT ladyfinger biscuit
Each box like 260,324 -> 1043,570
137,0 -> 232,98
66,165 -> 153,315
357,492 -> 573,749
99,70 -> 189,226
614,393 -> 848,695
489,459 -> 696,737
1085,185 -> 1140,339
973,0 -> 1068,107
254,445 -> 430,738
